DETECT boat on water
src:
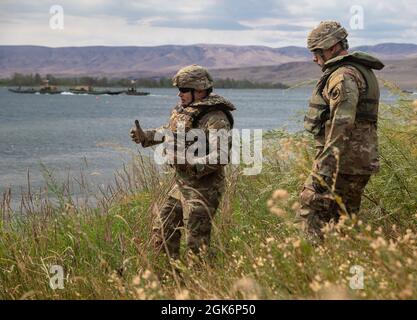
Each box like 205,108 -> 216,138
125,87 -> 150,96
8,87 -> 63,94
125,80 -> 150,96
9,81 -> 62,94
69,85 -> 124,95
8,81 -> 148,96
105,90 -> 125,95
9,88 -> 38,94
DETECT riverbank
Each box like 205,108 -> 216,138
1,87 -> 416,299
1,74 -> 289,89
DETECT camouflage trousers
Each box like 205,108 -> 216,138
299,173 -> 371,240
152,170 -> 224,259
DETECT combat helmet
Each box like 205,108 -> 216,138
172,64 -> 214,90
307,21 -> 348,52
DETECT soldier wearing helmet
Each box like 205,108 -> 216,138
299,21 -> 385,241
130,64 -> 235,259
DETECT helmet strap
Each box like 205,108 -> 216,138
331,48 -> 343,59
317,50 -> 326,62
191,89 -> 195,103
318,46 -> 342,64
327,43 -> 345,61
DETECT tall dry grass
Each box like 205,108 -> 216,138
1,87 -> 416,299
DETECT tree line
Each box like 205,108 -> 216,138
0,73 -> 288,89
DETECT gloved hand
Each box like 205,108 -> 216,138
130,119 -> 145,145
129,128 -> 142,144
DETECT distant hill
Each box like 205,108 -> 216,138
0,44 -> 311,78
354,43 -> 417,60
212,58 -> 417,89
1,43 -> 417,79
211,61 -> 320,86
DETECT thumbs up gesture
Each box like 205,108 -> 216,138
130,119 -> 146,145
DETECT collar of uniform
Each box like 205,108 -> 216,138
323,51 -> 385,72
189,94 -> 236,111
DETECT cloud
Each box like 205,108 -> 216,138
0,0 -> 416,47
150,17 -> 251,30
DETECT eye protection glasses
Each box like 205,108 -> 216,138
312,49 -> 324,57
178,87 -> 193,93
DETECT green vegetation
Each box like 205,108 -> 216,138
214,78 -> 288,89
0,73 -> 288,89
0,86 -> 416,299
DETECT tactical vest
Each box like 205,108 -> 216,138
168,103 -> 234,132
165,95 -> 235,170
304,52 -> 383,137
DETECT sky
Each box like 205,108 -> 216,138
1,0 -> 417,48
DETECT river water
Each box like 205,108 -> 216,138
0,87 -> 398,200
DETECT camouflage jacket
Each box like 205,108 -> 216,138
142,94 -> 235,180
304,52 -> 384,177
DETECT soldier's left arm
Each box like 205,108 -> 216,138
315,71 -> 360,178
189,111 -> 232,179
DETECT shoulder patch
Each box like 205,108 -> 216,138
327,73 -> 345,92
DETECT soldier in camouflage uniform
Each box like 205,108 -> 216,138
130,65 -> 235,259
299,21 -> 385,240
